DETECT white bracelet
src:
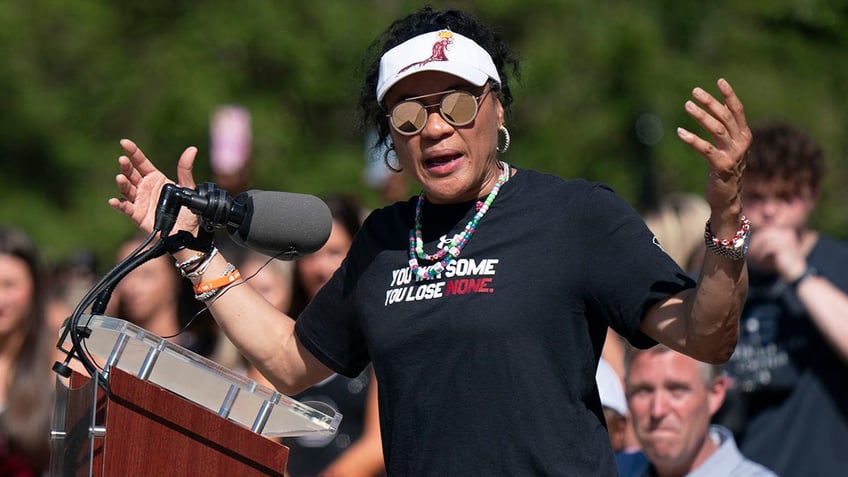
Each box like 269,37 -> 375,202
175,251 -> 206,274
184,247 -> 219,279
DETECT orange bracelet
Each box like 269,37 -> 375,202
193,269 -> 241,294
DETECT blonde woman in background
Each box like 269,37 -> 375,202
644,194 -> 711,274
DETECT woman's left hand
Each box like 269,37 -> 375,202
676,78 -> 751,228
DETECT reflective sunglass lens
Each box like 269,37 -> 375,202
441,92 -> 477,126
391,102 -> 427,134
389,90 -> 482,135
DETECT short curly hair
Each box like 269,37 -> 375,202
357,7 -> 520,149
744,122 -> 825,194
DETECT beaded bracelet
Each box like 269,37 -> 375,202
194,263 -> 240,301
704,215 -> 751,261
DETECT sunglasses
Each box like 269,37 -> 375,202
387,86 -> 491,136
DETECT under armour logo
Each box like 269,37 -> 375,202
437,233 -> 464,250
652,235 -> 666,252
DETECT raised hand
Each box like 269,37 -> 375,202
676,78 -> 751,218
108,139 -> 201,235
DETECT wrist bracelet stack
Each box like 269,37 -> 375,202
175,246 -> 219,278
194,262 -> 240,302
704,215 -> 751,261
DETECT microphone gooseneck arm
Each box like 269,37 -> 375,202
54,181 -> 331,383
53,183 -> 221,384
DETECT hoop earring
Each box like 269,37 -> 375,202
383,144 -> 403,173
497,125 -> 511,154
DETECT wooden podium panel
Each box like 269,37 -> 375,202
52,316 -> 340,476
66,368 -> 288,476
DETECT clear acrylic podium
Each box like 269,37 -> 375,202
50,314 -> 342,476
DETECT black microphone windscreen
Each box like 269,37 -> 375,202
229,190 -> 332,259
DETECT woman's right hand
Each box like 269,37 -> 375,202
108,139 -> 201,235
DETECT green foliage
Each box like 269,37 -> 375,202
1,0 -> 847,270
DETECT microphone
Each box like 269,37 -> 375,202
155,183 -> 332,259
228,189 -> 332,258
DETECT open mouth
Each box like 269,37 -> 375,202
424,153 -> 462,170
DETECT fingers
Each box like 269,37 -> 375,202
119,138 -> 158,176
687,86 -> 735,146
676,126 -> 714,157
117,154 -> 143,191
716,78 -> 749,134
114,171 -> 136,200
679,78 -> 752,167
177,146 -> 199,189
107,196 -> 132,216
117,139 -> 200,189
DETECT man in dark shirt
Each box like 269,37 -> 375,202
717,122 -> 848,477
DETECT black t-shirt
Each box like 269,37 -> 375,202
718,234 -> 848,477
296,168 -> 694,476
282,368 -> 373,477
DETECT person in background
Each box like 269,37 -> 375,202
363,130 -> 411,208
643,193 -> 711,275
213,250 -> 295,389
716,122 -> 848,476
620,345 -> 777,477
209,105 -> 253,196
603,193 -> 712,451
108,7 -> 750,474
208,104 -> 255,268
284,193 -> 384,477
596,357 -> 631,454
0,226 -> 55,476
106,232 -> 217,357
46,249 -> 98,369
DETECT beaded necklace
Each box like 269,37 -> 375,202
408,161 -> 510,281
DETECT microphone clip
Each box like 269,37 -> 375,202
195,182 -> 236,233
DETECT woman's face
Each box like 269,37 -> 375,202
384,71 -> 504,204
113,242 -> 179,325
297,219 -> 353,299
0,254 -> 34,338
241,257 -> 292,313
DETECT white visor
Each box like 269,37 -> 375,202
376,29 -> 501,102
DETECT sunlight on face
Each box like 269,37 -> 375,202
296,219 -> 353,299
626,351 -> 721,471
384,71 -> 504,205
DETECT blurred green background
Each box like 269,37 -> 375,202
2,0 -> 846,271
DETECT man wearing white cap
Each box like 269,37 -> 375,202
111,6 -> 752,475
596,358 -> 630,453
